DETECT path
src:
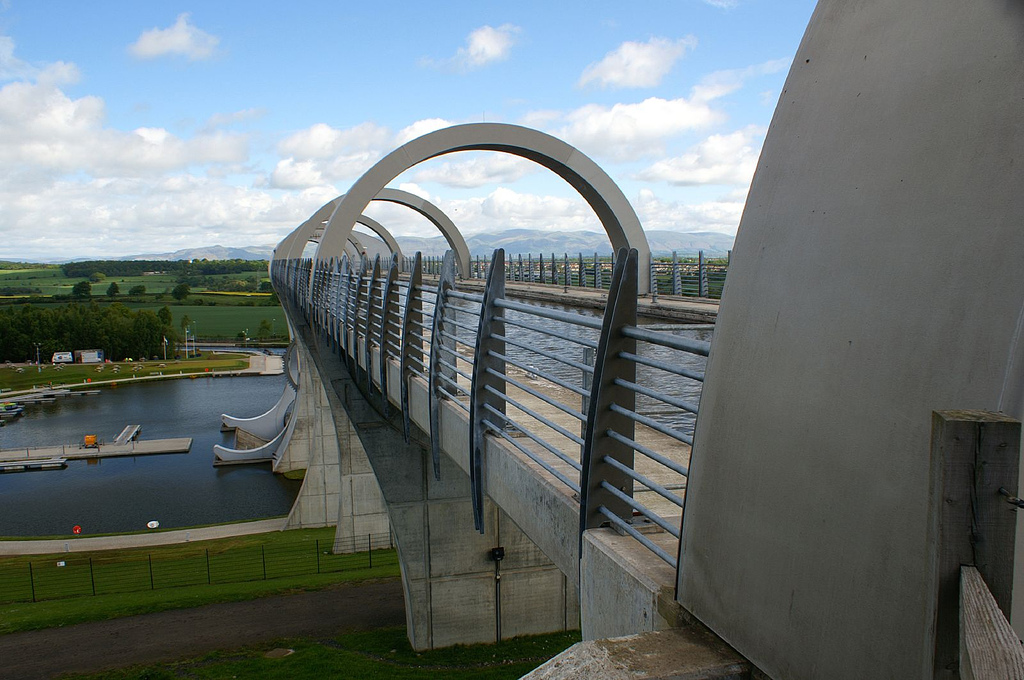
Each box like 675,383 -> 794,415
0,578 -> 405,680
0,518 -> 287,556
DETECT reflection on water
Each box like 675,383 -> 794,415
0,374 -> 301,537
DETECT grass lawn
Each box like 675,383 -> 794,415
0,352 -> 251,393
0,527 -> 401,634
127,304 -> 285,339
66,626 -> 580,680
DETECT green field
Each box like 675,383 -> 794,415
129,304 -> 285,339
0,267 -> 271,299
0,352 -> 250,392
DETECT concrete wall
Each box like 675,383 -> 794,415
277,338 -> 389,544
677,2 -> 1024,679
304,326 -> 578,650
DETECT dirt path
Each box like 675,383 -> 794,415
0,578 -> 404,680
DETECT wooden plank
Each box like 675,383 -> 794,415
932,410 -> 1020,678
960,566 -> 1024,679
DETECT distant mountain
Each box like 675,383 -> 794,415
118,245 -> 274,261
394,229 -> 735,258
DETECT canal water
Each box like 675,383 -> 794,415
0,374 -> 301,537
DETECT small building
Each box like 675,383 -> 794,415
74,349 -> 105,364
51,351 -> 73,363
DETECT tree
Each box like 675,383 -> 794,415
88,272 -> 106,283
179,314 -> 192,334
257,318 -> 273,340
71,280 -> 92,298
157,306 -> 172,326
106,282 -> 120,297
128,284 -> 146,296
171,283 -> 191,300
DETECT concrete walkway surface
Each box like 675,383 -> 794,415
0,517 -> 288,556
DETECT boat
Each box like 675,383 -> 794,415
0,402 -> 24,418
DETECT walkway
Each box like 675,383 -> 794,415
0,578 -> 404,680
0,518 -> 287,556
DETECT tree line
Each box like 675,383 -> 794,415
61,259 -> 268,279
0,303 -> 177,363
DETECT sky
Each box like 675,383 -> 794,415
0,1 -> 819,261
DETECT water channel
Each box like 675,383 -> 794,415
0,373 -> 300,537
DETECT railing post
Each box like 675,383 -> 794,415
539,253 -> 545,284
551,252 -> 557,285
650,258 -> 659,302
400,252 -> 424,443
89,557 -> 96,596
362,255 -> 382,391
469,248 -> 507,533
427,251 -> 457,480
931,410 -> 1020,678
595,253 -> 603,289
672,251 -> 681,296
379,254 -> 400,415
563,253 -> 570,292
580,248 -> 638,536
517,254 -> 523,282
698,250 -> 709,298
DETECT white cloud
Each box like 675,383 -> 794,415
0,74 -> 248,176
422,24 -> 520,72
0,36 -> 36,80
634,188 -> 744,235
412,153 -> 536,188
128,13 -> 220,61
702,0 -> 739,8
579,36 -> 697,89
690,58 -> 790,102
278,121 -> 391,159
638,124 -> 765,186
555,96 -> 724,161
201,108 -> 265,132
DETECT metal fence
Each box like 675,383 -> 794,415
276,246 -> 708,570
409,250 -> 729,299
0,531 -> 396,605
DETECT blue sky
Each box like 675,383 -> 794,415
0,1 -> 818,260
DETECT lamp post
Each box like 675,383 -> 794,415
34,342 -> 41,372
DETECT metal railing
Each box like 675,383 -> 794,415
271,245 -> 708,569
0,531 -> 396,605
405,250 -> 729,299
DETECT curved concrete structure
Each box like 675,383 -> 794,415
677,3 -> 1024,679
221,385 -> 296,441
355,213 -> 403,262
314,123 -> 651,292
372,188 -> 469,277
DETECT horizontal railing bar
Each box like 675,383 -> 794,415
494,298 -> 604,330
605,429 -> 689,477
481,419 -> 581,493
482,403 -> 582,471
613,378 -> 699,415
438,358 -> 473,384
490,351 -> 589,398
495,316 -> 598,350
441,391 -> 471,412
437,372 -> 470,397
602,455 -> 683,508
448,290 -> 484,303
438,329 -> 477,350
600,481 -> 680,538
493,334 -> 594,374
441,317 -> 479,336
609,404 -> 693,446
407,330 -> 430,345
622,326 -> 711,356
407,365 -> 427,381
618,351 -> 705,383
598,506 -> 677,568
484,384 -> 585,447
485,365 -> 586,423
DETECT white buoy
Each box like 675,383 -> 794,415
146,520 -> 160,529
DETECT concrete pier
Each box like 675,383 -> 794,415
0,438 -> 192,464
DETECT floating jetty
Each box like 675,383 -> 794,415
0,431 -> 192,473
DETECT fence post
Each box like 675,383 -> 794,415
563,253 -> 569,292
261,545 -> 267,580
28,562 -> 35,602
316,539 -> 321,573
148,554 -> 154,590
698,250 -> 709,298
206,549 -> 211,584
672,251 -> 681,296
931,410 -> 1020,678
551,252 -> 557,284
89,557 -> 96,596
368,534 -> 373,569
650,259 -> 659,302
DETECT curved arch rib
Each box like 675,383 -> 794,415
314,123 -> 651,292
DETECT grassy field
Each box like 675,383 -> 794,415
0,352 -> 250,392
127,304 -> 284,339
0,268 -> 272,298
67,626 -> 580,680
0,527 -> 401,634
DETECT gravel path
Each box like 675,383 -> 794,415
0,578 -> 404,679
